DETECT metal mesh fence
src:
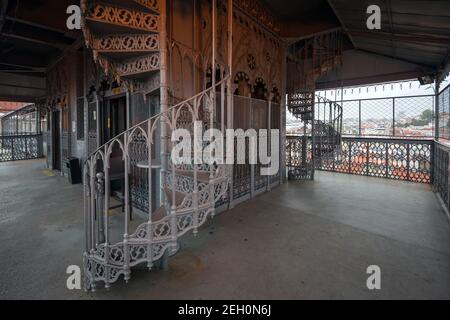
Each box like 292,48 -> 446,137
341,100 -> 359,136
1,104 -> 39,136
438,85 -> 450,140
338,95 -> 434,138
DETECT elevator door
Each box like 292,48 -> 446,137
101,96 -> 126,146
52,110 -> 61,170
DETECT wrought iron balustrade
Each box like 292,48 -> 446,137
287,135 -> 433,183
0,134 -> 43,162
433,141 -> 450,211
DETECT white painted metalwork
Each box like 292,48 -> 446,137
82,0 -> 234,291
83,75 -> 232,290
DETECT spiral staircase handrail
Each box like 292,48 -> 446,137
84,73 -> 231,165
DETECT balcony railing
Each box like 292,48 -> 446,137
0,134 -> 43,162
433,141 -> 450,212
286,133 -> 450,216
316,136 -> 433,183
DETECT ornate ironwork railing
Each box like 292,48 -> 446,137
287,135 -> 433,183
0,134 -> 43,162
83,74 -> 232,291
433,141 -> 450,211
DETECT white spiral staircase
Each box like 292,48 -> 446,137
81,0 -> 232,291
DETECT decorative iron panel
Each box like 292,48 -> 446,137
286,135 -> 314,180
314,137 -> 433,183
77,98 -> 85,140
128,128 -> 150,212
61,132 -> 70,175
433,142 -> 450,210
0,134 -> 43,162
87,101 -> 97,155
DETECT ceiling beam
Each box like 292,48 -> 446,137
356,48 -> 436,70
0,82 -> 45,90
46,36 -> 84,71
0,62 -> 45,72
2,32 -> 67,50
284,27 -> 342,45
316,70 -> 426,90
0,93 -> 43,103
347,30 -> 450,46
327,0 -> 357,49
4,16 -> 75,38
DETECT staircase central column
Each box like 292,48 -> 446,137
160,0 -> 169,175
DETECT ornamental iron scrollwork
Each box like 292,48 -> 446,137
86,3 -> 159,32
83,70 -> 232,291
93,34 -> 159,52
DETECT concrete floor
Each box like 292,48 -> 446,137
0,159 -> 449,299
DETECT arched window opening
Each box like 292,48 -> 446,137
233,71 -> 251,97
252,77 -> 267,100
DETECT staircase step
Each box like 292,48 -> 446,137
116,53 -> 160,77
92,34 -> 159,53
85,3 -> 159,33
175,170 -> 211,182
133,0 -> 159,13
164,188 -> 187,207
153,205 -> 167,221
93,0 -> 159,13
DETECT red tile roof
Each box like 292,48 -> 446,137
0,101 -> 28,113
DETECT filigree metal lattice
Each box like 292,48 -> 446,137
86,3 -> 160,32
116,54 -> 160,77
315,137 -> 433,183
83,74 -> 232,291
133,0 -> 159,12
93,34 -> 160,52
433,142 -> 449,210
0,135 -> 43,162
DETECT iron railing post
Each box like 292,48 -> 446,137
385,141 -> 389,178
348,140 -> 352,173
435,82 -> 440,139
365,141 -> 369,176
358,100 -> 361,136
392,98 -> 395,136
406,142 -> 411,181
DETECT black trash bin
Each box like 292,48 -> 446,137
66,157 -> 82,184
